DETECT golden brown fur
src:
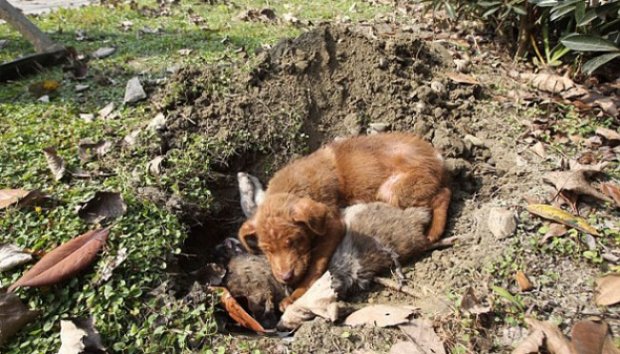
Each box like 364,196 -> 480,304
238,133 -> 450,310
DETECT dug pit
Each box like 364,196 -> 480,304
149,22 -> 510,351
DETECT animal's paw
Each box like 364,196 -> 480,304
279,296 -> 296,312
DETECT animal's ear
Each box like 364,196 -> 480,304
292,198 -> 330,236
239,220 -> 261,254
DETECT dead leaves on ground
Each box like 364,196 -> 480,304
43,147 -> 67,181
58,317 -> 107,354
391,319 -> 446,354
0,244 -> 33,272
0,292 -> 40,346
8,228 -> 109,292
344,304 -> 415,327
526,204 -> 599,236
0,189 -> 44,210
77,192 -> 127,224
594,274 -> 620,307
211,286 -> 266,333
514,318 -> 619,354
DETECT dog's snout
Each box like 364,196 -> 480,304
280,270 -> 294,283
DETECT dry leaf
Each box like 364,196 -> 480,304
0,292 -> 39,346
8,228 -> 109,292
78,140 -> 113,162
571,320 -> 607,354
0,244 -> 33,272
512,329 -> 545,354
398,319 -> 446,354
460,287 -> 491,315
78,192 -> 127,224
515,271 -> 534,292
28,80 -> 60,97
543,170 -> 613,204
42,147 -> 66,181
58,317 -> 107,354
278,271 -> 339,330
522,72 -> 574,94
344,305 -> 414,327
596,127 -> 620,142
523,318 -> 576,354
211,286 -> 266,333
568,159 -> 608,172
445,72 -> 479,85
600,182 -> 620,207
531,141 -> 546,158
527,204 -> 600,236
0,189 -> 44,210
541,223 -> 568,243
595,274 -> 620,306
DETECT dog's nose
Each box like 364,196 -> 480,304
280,270 -> 294,283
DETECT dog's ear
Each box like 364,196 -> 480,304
239,219 -> 261,254
292,198 -> 330,236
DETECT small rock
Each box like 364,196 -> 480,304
147,156 -> 164,175
488,207 -> 517,239
430,80 -> 446,95
343,113 -> 362,136
98,102 -> 115,119
377,57 -> 388,70
75,84 -> 90,92
92,47 -> 116,59
166,65 -> 181,74
38,95 -> 50,103
368,123 -> 390,135
123,77 -> 147,104
148,113 -> 166,131
464,134 -> 485,147
79,113 -> 95,122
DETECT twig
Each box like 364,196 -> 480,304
373,276 -> 418,298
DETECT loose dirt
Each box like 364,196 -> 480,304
150,22 -> 617,353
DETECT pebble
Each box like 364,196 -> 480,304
123,77 -> 147,104
368,122 -> 389,134
92,47 -> 116,59
487,207 -> 517,239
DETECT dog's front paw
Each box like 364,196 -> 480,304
279,296 -> 296,312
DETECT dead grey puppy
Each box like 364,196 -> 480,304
224,254 -> 288,329
329,202 -> 432,297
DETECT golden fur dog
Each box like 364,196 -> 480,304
238,133 -> 451,310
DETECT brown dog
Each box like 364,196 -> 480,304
238,133 -> 451,310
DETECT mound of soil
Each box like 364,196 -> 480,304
154,23 -> 522,351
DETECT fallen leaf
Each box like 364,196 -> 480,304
95,247 -> 128,286
8,228 -> 109,292
541,223 -> 568,243
595,274 -> 620,306
445,72 -> 479,85
600,182 -> 620,207
543,170 -> 613,204
0,244 -> 33,272
531,141 -> 546,158
211,286 -> 266,333
522,72 -> 575,94
42,147 -> 66,181
460,287 -> 491,315
98,102 -> 115,120
515,271 -> 533,292
0,189 -> 44,210
398,319 -> 446,354
512,329 -> 545,354
527,204 -> 600,236
278,271 -> 339,330
571,320 -> 608,354
28,80 -> 60,97
568,159 -> 608,172
58,317 -> 107,354
0,292 -> 39,346
78,140 -> 113,162
596,127 -> 620,143
344,304 -> 414,327
91,47 -> 116,59
523,317 -> 576,354
78,192 -> 127,224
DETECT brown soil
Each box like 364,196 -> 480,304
150,21 -> 618,353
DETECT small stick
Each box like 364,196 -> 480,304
373,276 -> 418,298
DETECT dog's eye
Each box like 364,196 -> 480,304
285,238 -> 294,247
